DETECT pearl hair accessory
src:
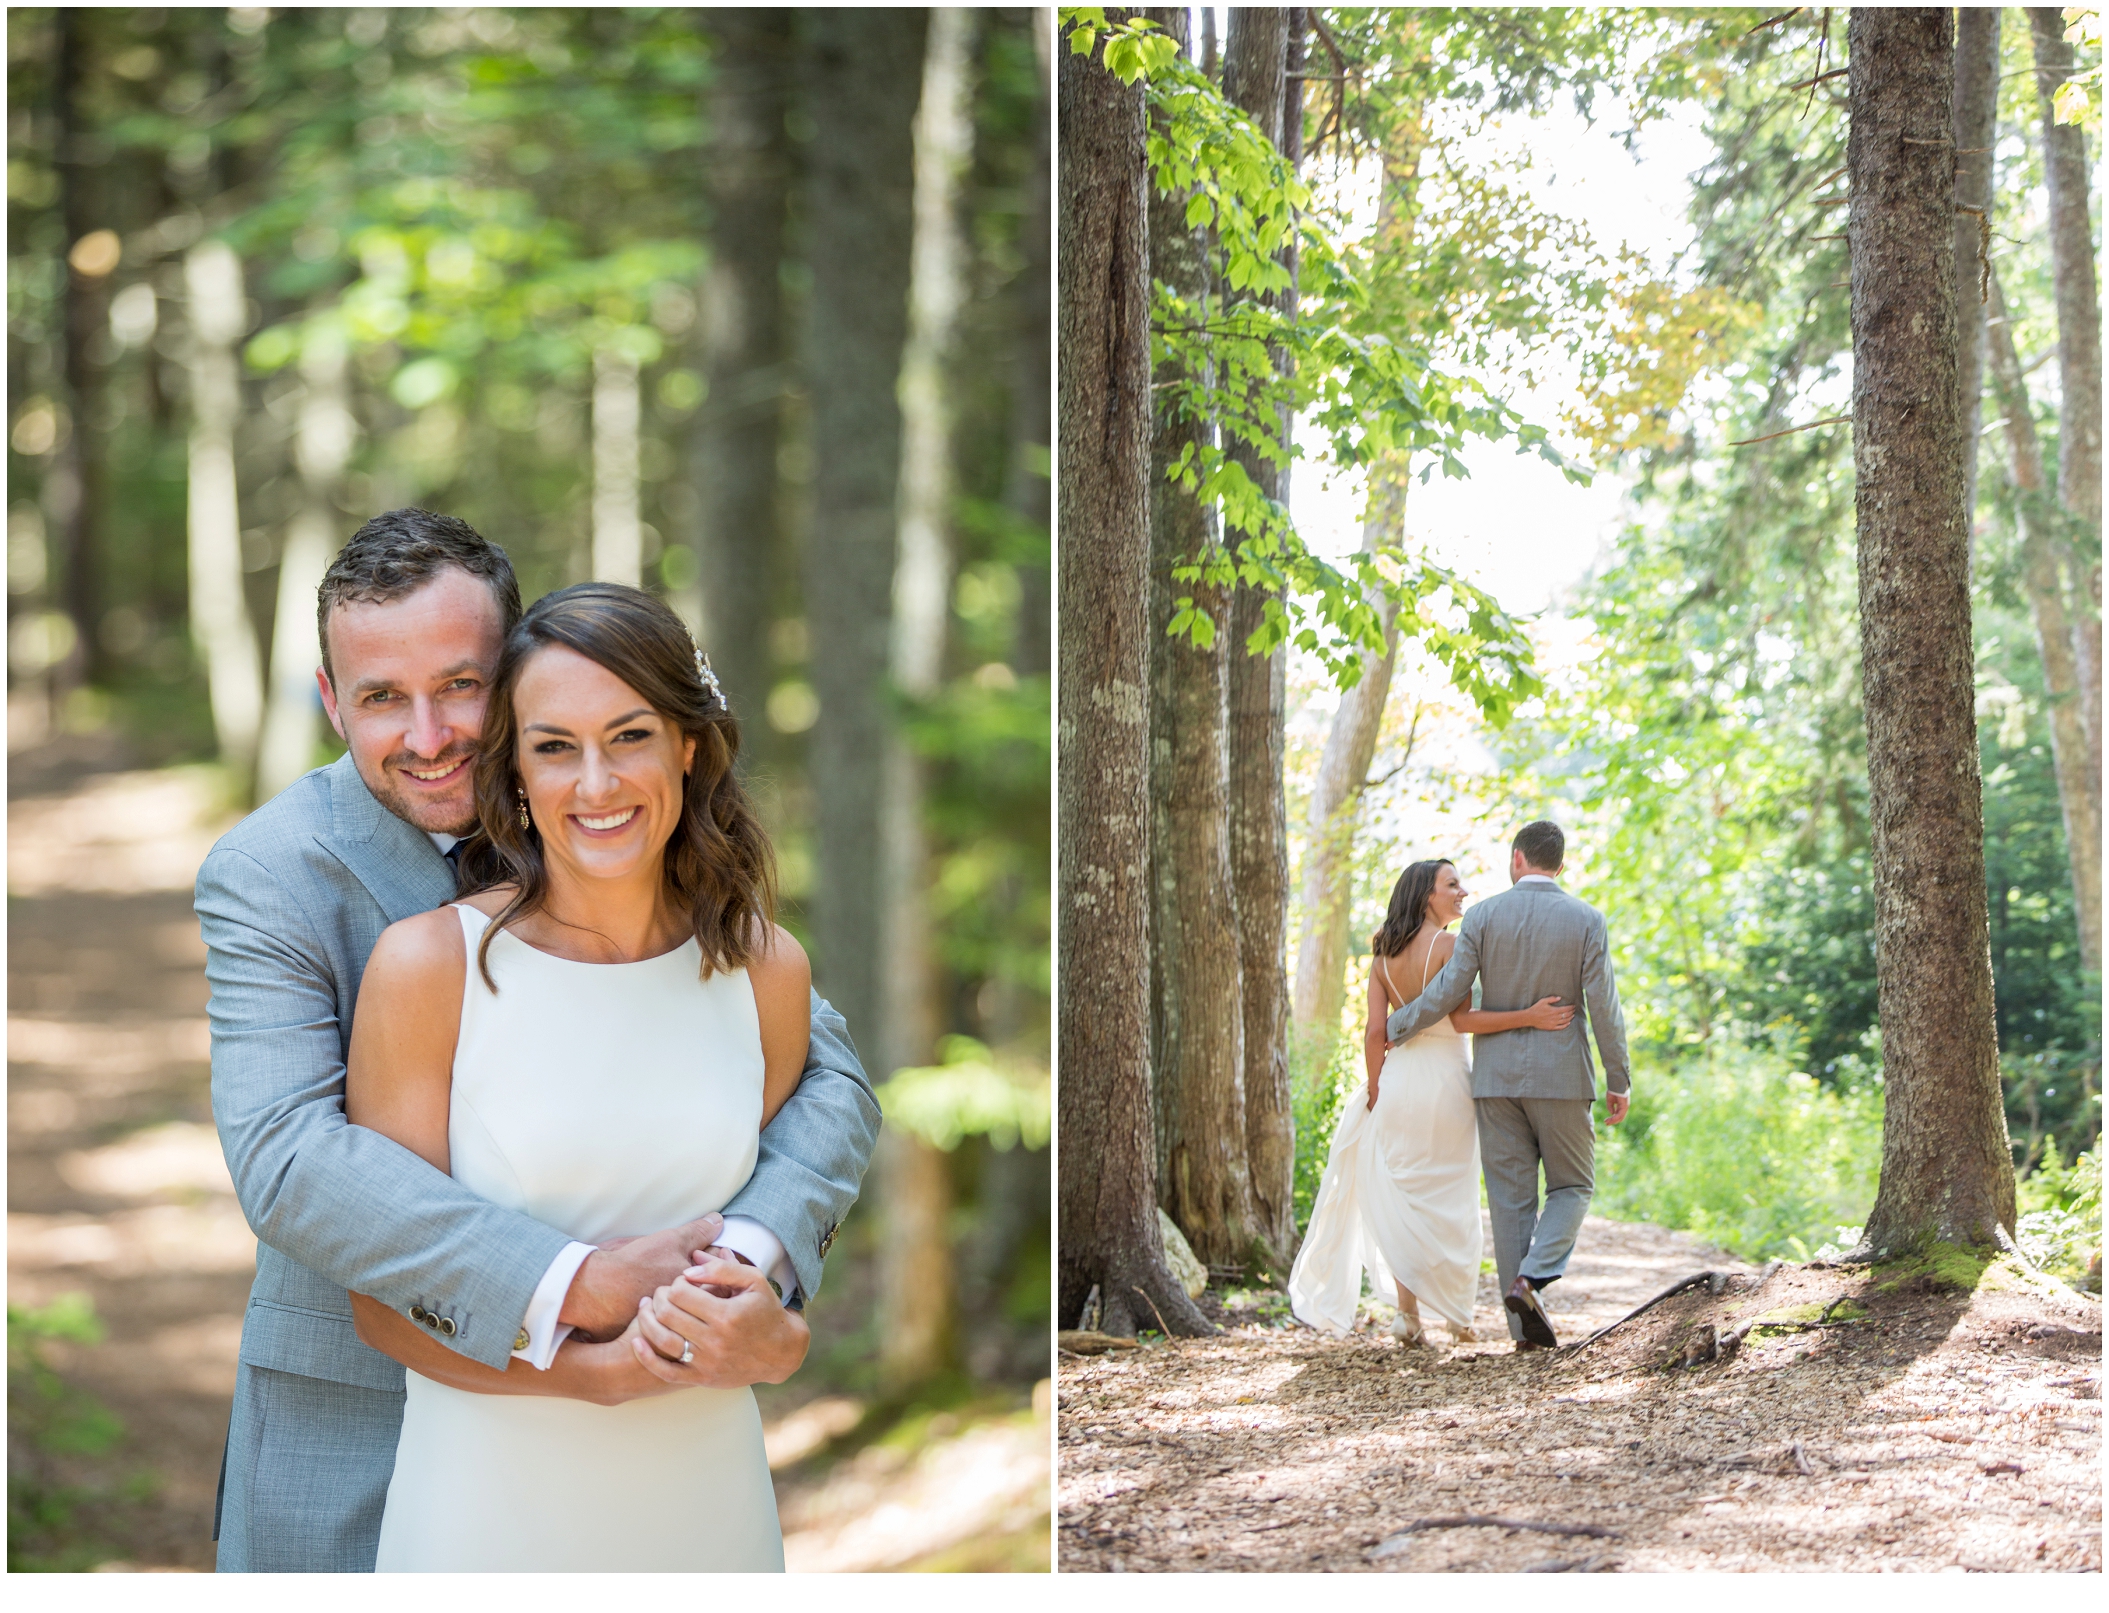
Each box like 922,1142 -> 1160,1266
694,646 -> 725,710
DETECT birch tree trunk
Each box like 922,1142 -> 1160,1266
1986,271 -> 2101,972
2027,8 -> 2104,799
184,240 -> 263,787
1950,7 -> 1998,534
799,7 -> 925,1044
1223,6 -> 1296,1271
693,7 -> 792,727
1289,454 -> 1407,1041
591,348 -> 642,586
1144,6 -> 1256,1270
877,6 -> 971,1395
1057,17 -> 1212,1339
257,326 -> 354,801
1848,8 -> 2015,1256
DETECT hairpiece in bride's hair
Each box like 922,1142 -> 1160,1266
693,645 -> 725,711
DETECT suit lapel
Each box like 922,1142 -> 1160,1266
317,754 -> 457,924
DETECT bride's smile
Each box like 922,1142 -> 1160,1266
514,643 -> 697,889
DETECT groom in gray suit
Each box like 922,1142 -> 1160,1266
199,509 -> 880,1570
1385,820 -> 1629,1349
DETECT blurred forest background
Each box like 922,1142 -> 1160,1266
1058,6 -> 2098,1345
9,6 -> 1049,1572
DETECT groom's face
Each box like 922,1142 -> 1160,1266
318,567 -> 506,835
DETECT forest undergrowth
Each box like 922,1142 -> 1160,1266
1059,1217 -> 2102,1572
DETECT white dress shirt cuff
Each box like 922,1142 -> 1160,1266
513,1240 -> 595,1370
715,1216 -> 799,1308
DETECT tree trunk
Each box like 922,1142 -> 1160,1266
1223,7 -> 1297,1273
1986,271 -> 2101,972
1950,7 -> 1998,535
693,7 -> 793,734
2028,8 -> 2104,803
54,8 -> 104,692
591,348 -> 643,586
1289,454 -> 1407,1042
1009,7 -> 1053,679
798,8 -> 926,1043
1145,7 -> 1256,1271
258,326 -> 354,801
185,239 -> 264,789
1057,16 -> 1213,1339
1848,8 -> 2015,1256
875,6 -> 972,1394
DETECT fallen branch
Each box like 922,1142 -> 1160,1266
1728,415 -> 1851,447
1376,1516 -> 1621,1546
1133,1285 -> 1175,1342
1566,1267 -> 1761,1354
1058,1330 -> 1141,1355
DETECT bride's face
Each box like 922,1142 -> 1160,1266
512,645 -> 697,887
1429,865 -> 1468,926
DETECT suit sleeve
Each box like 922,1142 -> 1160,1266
1385,914 -> 1481,1044
718,988 -> 881,1306
1581,912 -> 1630,1095
198,847 -> 573,1370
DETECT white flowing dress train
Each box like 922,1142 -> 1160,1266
1288,949 -> 1484,1334
373,905 -> 783,1572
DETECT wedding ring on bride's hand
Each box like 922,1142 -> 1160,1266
679,1341 -> 694,1365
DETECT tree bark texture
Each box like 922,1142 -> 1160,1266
1289,455 -> 1407,1042
55,8 -> 104,690
1949,6 -> 1998,533
874,11 -> 974,1394
1010,7 -> 1053,678
258,327 -> 355,802
1144,7 -> 1258,1269
1986,271 -> 2101,972
185,239 -> 264,788
798,8 -> 926,1045
2027,8 -> 2103,799
1848,9 -> 2015,1254
1222,7 -> 1297,1271
694,9 -> 794,740
1057,19 -> 1212,1338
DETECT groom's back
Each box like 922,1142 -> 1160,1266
1464,882 -> 1612,1102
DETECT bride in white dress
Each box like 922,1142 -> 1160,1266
343,583 -> 810,1571
1289,858 -> 1572,1346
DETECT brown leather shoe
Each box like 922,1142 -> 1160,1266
1504,1276 -> 1558,1349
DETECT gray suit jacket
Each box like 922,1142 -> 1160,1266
198,753 -> 880,1392
1385,880 -> 1629,1102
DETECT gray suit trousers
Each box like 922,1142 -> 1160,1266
216,1362 -> 404,1572
1476,1097 -> 1594,1341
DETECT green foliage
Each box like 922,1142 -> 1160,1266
1289,1027 -> 1359,1236
878,1037 -> 1049,1153
1594,1049 -> 1883,1261
8,1294 -> 128,1572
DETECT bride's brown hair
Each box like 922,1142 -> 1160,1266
1371,858 -> 1453,960
456,582 -> 776,990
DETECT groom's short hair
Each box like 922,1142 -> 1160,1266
1513,819 -> 1565,872
317,509 -> 522,682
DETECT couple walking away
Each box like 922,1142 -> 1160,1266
199,509 -> 881,1572
1289,821 -> 1630,1351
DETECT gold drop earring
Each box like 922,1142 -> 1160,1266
516,787 -> 531,831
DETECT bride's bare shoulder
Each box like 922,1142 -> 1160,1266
365,906 -> 468,1001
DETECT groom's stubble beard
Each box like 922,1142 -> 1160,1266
362,738 -> 483,838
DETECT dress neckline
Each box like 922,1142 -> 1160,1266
453,903 -> 701,969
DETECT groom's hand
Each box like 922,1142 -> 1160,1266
560,1213 -> 726,1340
1605,1091 -> 1630,1125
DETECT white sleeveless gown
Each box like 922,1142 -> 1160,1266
373,905 -> 783,1572
1288,948 -> 1484,1333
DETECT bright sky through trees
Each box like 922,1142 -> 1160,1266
1293,89 -> 1716,621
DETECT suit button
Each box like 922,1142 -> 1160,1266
410,1305 -> 428,1323
514,1329 -> 532,1352
422,1311 -> 440,1330
818,1223 -> 837,1259
438,1317 -> 457,1337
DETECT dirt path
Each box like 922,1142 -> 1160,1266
1058,1215 -> 2102,1572
8,748 -> 1049,1572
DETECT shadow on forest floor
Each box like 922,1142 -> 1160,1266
1059,1219 -> 2101,1572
